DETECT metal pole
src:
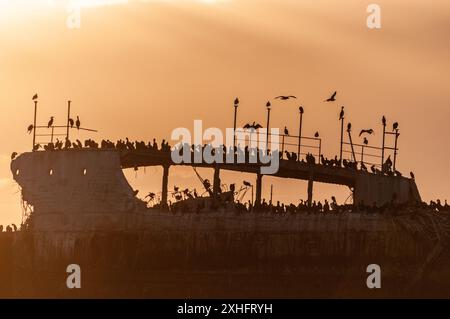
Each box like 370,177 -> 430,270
32,100 -> 37,150
66,100 -> 71,140
393,129 -> 399,171
51,127 -> 55,143
361,145 -> 365,164
233,99 -> 238,150
339,117 -> 344,165
281,135 -> 285,157
347,130 -> 356,162
298,107 -> 303,159
270,184 -> 273,205
318,139 -> 322,161
381,122 -> 386,167
266,102 -> 271,151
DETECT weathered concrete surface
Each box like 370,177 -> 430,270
6,150 -> 448,298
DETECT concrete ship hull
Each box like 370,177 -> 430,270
1,150 -> 448,298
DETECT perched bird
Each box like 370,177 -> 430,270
32,93 -> 38,100
174,186 -> 179,192
27,124 -> 34,134
33,144 -> 41,151
395,170 -> 402,177
382,116 -> 386,126
299,106 -> 304,114
11,152 -> 18,160
359,129 -> 374,136
76,116 -> 81,130
314,132 -> 320,138
284,126 -> 289,135
0,225 -> 3,232
275,95 -> 297,100
12,224 -> 17,232
347,123 -> 352,131
68,118 -> 75,128
325,91 -> 337,102
234,98 -> 239,105
393,122 -> 399,131
370,165 -> 376,174
243,181 -> 252,187
410,172 -> 415,180
145,192 -> 156,200
133,190 -> 139,197
363,137 -> 369,145
339,106 -> 344,120
47,116 -> 54,128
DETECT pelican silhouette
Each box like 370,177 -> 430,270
359,129 -> 374,136
76,116 -> 81,130
275,96 -> 297,100
47,116 -> 54,128
339,106 -> 344,120
325,91 -> 337,102
27,124 -> 34,134
32,93 -> 38,100
393,122 -> 399,131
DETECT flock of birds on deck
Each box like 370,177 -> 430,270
0,224 -> 18,233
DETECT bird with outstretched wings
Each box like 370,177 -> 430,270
325,91 -> 337,102
275,95 -> 297,100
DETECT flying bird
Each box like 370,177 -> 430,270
76,116 -> 81,130
393,122 -> 399,131
275,96 -> 297,100
284,126 -> 289,135
68,118 -> 75,128
339,106 -> 345,120
325,91 -> 337,102
359,129 -> 374,136
47,116 -> 54,128
11,152 -> 18,160
243,181 -> 252,187
32,93 -> 38,100
27,124 -> 34,134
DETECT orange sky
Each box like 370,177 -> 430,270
1,0 -> 449,226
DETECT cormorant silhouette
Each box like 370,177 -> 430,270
33,144 -> 41,151
0,225 -> 3,232
359,129 -> 374,136
347,123 -> 352,131
76,116 -> 81,130
284,126 -> 289,135
410,172 -> 415,180
234,98 -> 239,105
393,122 -> 399,131
12,224 -> 17,232
363,137 -> 369,145
32,93 -> 38,100
27,124 -> 34,134
314,132 -> 320,138
339,106 -> 344,120
11,152 -> 18,160
299,106 -> 304,114
275,96 -> 297,100
382,116 -> 386,126
325,91 -> 337,102
68,118 -> 75,128
244,122 -> 262,130
243,181 -> 252,187
47,116 -> 54,128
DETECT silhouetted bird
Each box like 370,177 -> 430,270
76,139 -> 83,148
27,124 -> 34,134
174,186 -> 179,192
314,132 -> 320,138
33,144 -> 41,151
370,165 -> 376,174
47,116 -> 54,128
234,98 -> 239,105
299,106 -> 304,114
76,116 -> 81,130
244,122 -> 263,130
284,126 -> 289,135
68,118 -> 75,128
243,181 -> 252,187
382,116 -> 386,126
393,122 -> 399,131
145,192 -> 156,200
275,96 -> 297,100
11,152 -> 18,160
410,172 -> 415,180
363,137 -> 369,145
359,129 -> 374,136
395,170 -> 402,177
12,224 -> 17,232
133,190 -> 139,197
0,225 -> 3,232
325,91 -> 337,102
6,225 -> 12,232
347,123 -> 352,131
339,106 -> 344,120
32,93 -> 38,100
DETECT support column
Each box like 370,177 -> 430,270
255,173 -> 263,207
213,167 -> 221,200
307,172 -> 314,207
161,165 -> 170,209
